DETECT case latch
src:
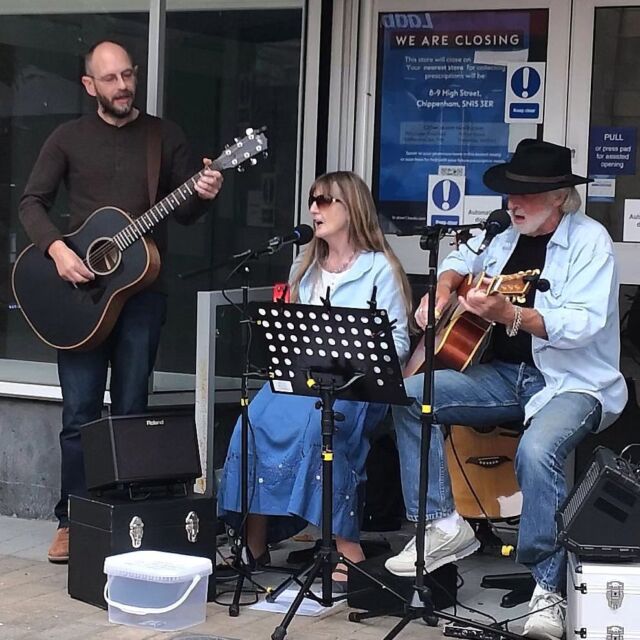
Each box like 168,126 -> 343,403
606,626 -> 624,640
606,581 -> 624,610
128,516 -> 144,548
185,510 -> 200,543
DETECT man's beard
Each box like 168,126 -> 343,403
96,89 -> 134,119
511,206 -> 557,236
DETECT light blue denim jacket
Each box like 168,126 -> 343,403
439,210 -> 627,430
294,251 -> 410,365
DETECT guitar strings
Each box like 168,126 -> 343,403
80,132 -> 265,272
80,169 -> 206,270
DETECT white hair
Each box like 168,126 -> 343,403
558,186 -> 581,213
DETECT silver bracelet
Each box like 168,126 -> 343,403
506,305 -> 523,337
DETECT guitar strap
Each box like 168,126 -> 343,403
146,117 -> 163,208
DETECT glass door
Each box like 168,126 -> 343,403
567,0 -> 640,386
567,0 -> 640,284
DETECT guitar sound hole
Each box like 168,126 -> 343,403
86,237 -> 122,276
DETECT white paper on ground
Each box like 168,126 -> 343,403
250,587 -> 344,617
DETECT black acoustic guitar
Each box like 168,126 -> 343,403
12,127 -> 268,351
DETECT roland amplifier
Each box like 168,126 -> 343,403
558,447 -> 640,559
80,411 -> 201,492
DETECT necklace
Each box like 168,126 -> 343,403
322,250 -> 358,274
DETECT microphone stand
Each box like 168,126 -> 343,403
209,240 -> 302,617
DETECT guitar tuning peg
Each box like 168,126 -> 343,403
250,158 -> 257,166
245,127 -> 254,135
237,165 -> 246,173
224,144 -> 230,150
262,150 -> 269,159
234,137 -> 239,143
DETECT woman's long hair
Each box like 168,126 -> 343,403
290,171 -> 413,322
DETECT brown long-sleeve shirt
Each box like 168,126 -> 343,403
19,111 -> 209,289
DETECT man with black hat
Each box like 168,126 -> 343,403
387,139 -> 627,639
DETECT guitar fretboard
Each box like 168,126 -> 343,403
111,168 -> 207,251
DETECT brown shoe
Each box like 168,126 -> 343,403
48,527 -> 69,564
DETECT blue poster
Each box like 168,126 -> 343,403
588,126 -> 637,176
374,10 -> 544,232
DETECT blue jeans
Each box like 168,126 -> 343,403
55,290 -> 166,525
392,361 -> 601,592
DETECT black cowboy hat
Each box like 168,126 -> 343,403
483,139 -> 592,195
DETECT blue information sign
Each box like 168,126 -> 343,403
588,126 -> 637,176
510,66 -> 541,99
432,179 -> 462,211
373,9 -> 542,232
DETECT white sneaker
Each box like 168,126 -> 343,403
385,519 -> 480,576
523,591 -> 566,640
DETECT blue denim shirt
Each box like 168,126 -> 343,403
295,251 -> 410,365
439,210 -> 627,430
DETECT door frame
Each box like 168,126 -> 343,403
566,0 -> 640,284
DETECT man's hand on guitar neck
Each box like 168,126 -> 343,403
47,240 -> 95,284
194,158 -> 224,200
458,279 -> 514,325
458,277 -> 548,339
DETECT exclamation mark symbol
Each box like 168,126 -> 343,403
521,67 -> 530,98
441,180 -> 451,210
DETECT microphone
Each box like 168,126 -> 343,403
477,209 -> 511,254
265,224 -> 314,254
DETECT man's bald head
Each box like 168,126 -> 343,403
84,40 -> 134,76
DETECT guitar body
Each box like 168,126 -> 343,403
435,310 -> 492,371
12,206 -> 160,351
445,424 -> 522,520
402,303 -> 492,376
403,269 -> 539,377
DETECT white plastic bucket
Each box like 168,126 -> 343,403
103,550 -> 212,631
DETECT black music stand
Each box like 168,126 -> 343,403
251,293 -> 410,640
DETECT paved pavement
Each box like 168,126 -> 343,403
0,515 -> 529,640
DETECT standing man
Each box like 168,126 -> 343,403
387,140 -> 627,640
18,40 -> 223,563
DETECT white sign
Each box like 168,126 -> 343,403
438,165 -> 465,177
463,195 -> 504,236
505,62 -> 546,124
588,177 -> 616,200
623,199 -> 640,242
427,175 -> 465,223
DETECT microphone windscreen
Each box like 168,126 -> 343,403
485,209 -> 511,231
295,224 -> 314,246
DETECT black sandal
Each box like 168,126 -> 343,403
331,567 -> 349,594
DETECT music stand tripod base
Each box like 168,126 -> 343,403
252,297 -> 410,640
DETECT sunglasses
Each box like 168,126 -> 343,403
308,194 -> 342,209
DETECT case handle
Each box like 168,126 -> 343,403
103,574 -> 202,615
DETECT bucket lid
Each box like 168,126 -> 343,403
104,550 -> 212,582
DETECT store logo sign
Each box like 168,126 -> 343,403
381,13 -> 433,29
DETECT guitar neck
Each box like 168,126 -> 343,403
112,166 -> 209,250
109,127 -> 267,251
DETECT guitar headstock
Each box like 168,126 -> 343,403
212,127 -> 269,172
487,269 -> 541,303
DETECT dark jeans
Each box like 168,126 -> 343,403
55,290 -> 167,526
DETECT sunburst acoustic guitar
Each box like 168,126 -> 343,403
12,127 -> 268,351
403,269 -> 540,377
